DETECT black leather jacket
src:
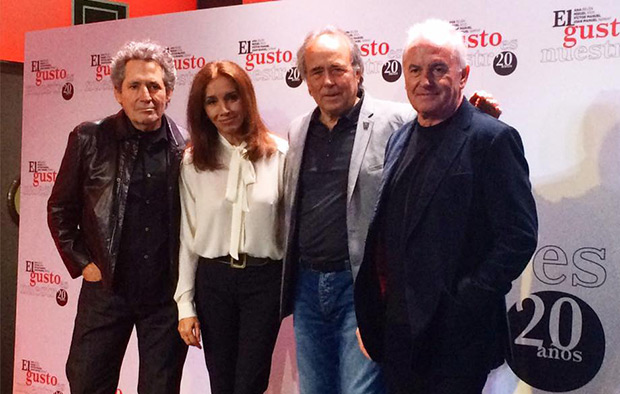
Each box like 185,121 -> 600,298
47,110 -> 188,290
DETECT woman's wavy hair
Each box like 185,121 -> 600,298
186,60 -> 276,171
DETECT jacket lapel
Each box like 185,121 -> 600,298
165,116 -> 185,187
347,98 -> 375,202
374,122 -> 414,215
404,100 -> 474,242
285,114 -> 311,211
164,115 -> 186,284
280,113 -> 312,317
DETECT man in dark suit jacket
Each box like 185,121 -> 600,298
354,19 -> 538,394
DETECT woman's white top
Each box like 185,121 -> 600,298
174,133 -> 288,319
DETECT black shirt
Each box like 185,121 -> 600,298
381,116 -> 451,324
296,95 -> 364,264
115,117 -> 170,305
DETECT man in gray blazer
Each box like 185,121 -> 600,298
279,26 -> 412,394
279,26 -> 499,394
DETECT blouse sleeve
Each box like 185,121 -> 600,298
174,156 -> 200,320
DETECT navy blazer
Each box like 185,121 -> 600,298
355,99 -> 538,375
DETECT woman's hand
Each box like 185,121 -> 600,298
178,317 -> 202,349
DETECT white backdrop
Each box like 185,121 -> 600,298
15,0 -> 620,393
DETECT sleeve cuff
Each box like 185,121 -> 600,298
177,301 -> 197,321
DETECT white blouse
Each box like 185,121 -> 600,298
174,133 -> 288,320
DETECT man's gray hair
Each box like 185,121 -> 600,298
110,40 -> 176,92
296,26 -> 364,85
405,19 -> 468,69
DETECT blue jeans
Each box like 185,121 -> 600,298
294,267 -> 386,394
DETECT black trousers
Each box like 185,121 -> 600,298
194,259 -> 282,394
385,372 -> 488,394
383,323 -> 489,394
66,280 -> 187,394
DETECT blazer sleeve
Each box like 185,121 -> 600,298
459,125 -> 538,303
47,128 -> 92,278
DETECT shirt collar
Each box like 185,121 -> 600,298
217,132 -> 247,152
125,113 -> 169,145
414,96 -> 467,131
310,89 -> 365,129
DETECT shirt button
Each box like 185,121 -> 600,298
144,254 -> 149,260
145,227 -> 150,232
146,173 -> 152,178
145,199 -> 150,205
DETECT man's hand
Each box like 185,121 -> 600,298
178,317 -> 202,349
469,91 -> 502,119
356,327 -> 371,360
82,262 -> 102,282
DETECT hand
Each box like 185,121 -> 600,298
469,90 -> 502,119
82,262 -> 102,282
356,327 -> 371,360
178,317 -> 202,349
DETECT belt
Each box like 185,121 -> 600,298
299,259 -> 351,273
201,254 -> 274,269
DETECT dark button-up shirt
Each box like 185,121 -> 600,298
296,95 -> 364,264
115,117 -> 170,305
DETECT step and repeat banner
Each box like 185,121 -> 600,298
15,0 -> 620,393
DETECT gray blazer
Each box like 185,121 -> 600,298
280,94 -> 413,318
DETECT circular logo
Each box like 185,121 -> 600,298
381,60 -> 402,83
285,67 -> 302,88
61,83 -> 74,100
507,291 -> 605,392
56,289 -> 68,306
493,51 -> 517,76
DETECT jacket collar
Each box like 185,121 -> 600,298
112,110 -> 186,150
403,98 -> 474,238
347,93 -> 377,201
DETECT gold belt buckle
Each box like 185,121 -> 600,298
230,254 -> 247,269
